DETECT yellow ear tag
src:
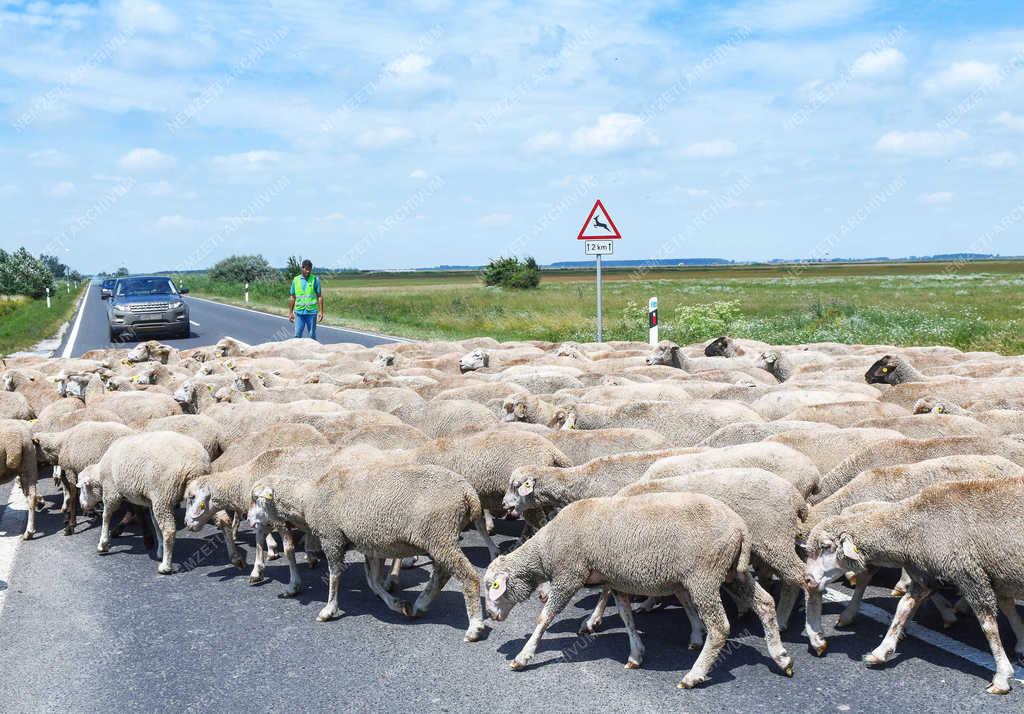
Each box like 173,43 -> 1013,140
263,492 -> 273,501
491,581 -> 501,589
196,501 -> 205,512
935,406 -> 943,413
881,367 -> 889,373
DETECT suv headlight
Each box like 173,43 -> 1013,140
169,300 -> 183,310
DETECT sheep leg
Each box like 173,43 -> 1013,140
891,569 -> 913,597
978,608 -> 1015,694
805,587 -> 826,655
61,471 -> 79,536
18,474 -> 37,540
97,494 -> 122,553
265,531 -> 280,560
474,517 -> 501,560
316,544 -> 348,622
676,584 -> 729,689
152,506 -> 177,574
229,512 -> 240,542
510,583 -> 575,670
218,518 -> 246,569
364,557 -> 413,617
729,573 -> 794,676
865,582 -> 929,666
412,563 -> 450,615
277,528 -> 302,598
483,509 -> 495,535
449,554 -> 484,642
382,558 -> 402,593
248,524 -> 270,585
997,597 -> 1024,662
613,592 -> 645,668
633,596 -> 665,613
580,587 -> 611,634
676,590 -> 705,650
305,531 -> 322,568
929,593 -> 959,629
837,567 -> 876,627
775,583 -> 800,630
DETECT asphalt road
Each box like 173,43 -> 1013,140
0,476 -> 1021,713
57,280 -> 400,357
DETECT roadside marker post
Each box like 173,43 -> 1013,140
45,287 -> 51,309
244,282 -> 249,304
577,199 -> 622,343
648,297 -> 658,345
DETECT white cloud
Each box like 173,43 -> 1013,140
49,181 -> 76,197
118,147 -> 176,171
918,191 -> 953,205
155,214 -> 197,229
924,61 -> 1001,94
718,0 -> 876,31
982,151 -> 1017,169
382,53 -> 450,90
686,188 -> 710,197
874,129 -> 968,156
523,130 -> 563,153
28,148 -> 71,167
478,213 -> 513,226
993,111 -> 1024,132
850,48 -> 905,78
210,150 -> 285,172
409,169 -> 429,179
569,114 -> 656,154
113,0 -> 179,35
683,139 -> 738,158
355,126 -> 415,149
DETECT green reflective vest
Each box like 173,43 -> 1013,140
292,275 -> 318,313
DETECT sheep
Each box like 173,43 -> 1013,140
2,368 -> 61,415
748,389 -> 875,420
430,382 -> 529,405
545,428 -> 671,463
33,421 -> 136,535
851,413 -> 996,440
0,418 -> 40,539
327,423 -> 429,450
88,390 -> 182,429
804,478 -> 1024,694
393,399 -> 496,438
78,431 -> 210,574
645,340 -> 766,377
35,405 -> 124,433
247,463 -> 486,642
698,420 -> 836,448
482,492 -> 794,684
143,414 -> 224,460
814,435 -> 1024,503
0,391 -> 34,420
783,400 -> 910,428
212,423 -> 328,473
617,468 -> 824,653
767,427 -> 905,478
864,354 -> 930,384
642,440 -> 822,500
122,340 -> 178,365
331,386 -> 424,413
704,335 -> 771,358
755,350 -> 833,382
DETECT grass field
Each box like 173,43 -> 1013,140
0,283 -> 86,356
177,260 -> 1024,354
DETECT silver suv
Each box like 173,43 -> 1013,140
106,275 -> 190,340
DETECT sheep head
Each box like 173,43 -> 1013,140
913,396 -> 962,415
865,355 -> 904,385
504,466 -> 542,516
482,556 -> 532,622
32,431 -> 64,465
247,483 -> 279,532
183,480 -> 214,531
645,341 -> 683,368
372,352 -> 396,368
704,336 -> 736,358
77,465 -> 103,511
459,349 -> 489,373
502,394 -> 534,423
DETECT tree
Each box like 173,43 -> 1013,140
114,266 -> 129,277
39,253 -> 67,279
481,256 -> 541,289
0,247 -> 57,298
282,255 -> 303,280
209,254 -> 281,283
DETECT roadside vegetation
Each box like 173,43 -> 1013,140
176,259 -> 1024,354
0,282 -> 85,356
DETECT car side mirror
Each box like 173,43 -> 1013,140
179,287 -> 189,294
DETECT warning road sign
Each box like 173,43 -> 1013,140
576,199 -> 622,240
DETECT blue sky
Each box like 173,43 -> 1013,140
1,0 -> 1023,274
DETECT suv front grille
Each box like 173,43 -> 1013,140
126,302 -> 170,313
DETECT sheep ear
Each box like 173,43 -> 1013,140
518,478 -> 534,497
841,536 -> 864,566
488,572 -> 508,601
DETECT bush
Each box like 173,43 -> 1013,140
481,256 -> 540,289
282,255 -> 303,281
209,254 -> 281,284
672,300 -> 742,343
0,248 -> 56,298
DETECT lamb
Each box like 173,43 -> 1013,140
804,478 -> 1024,694
247,463 -> 486,642
643,441 -> 822,498
212,422 -> 328,473
0,419 -> 40,539
143,414 -> 224,460
814,435 -> 1024,503
783,400 -> 910,428
545,428 -> 671,463
617,468 -> 824,653
851,413 -> 996,439
33,422 -> 136,535
78,431 -> 210,574
482,492 -> 794,685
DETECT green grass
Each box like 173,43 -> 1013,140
174,260 -> 1024,354
0,283 -> 86,356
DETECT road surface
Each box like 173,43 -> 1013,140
57,280 -> 402,358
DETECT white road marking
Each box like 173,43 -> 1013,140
190,320 -> 200,327
186,294 -> 412,342
59,279 -> 91,358
824,587 -> 1024,681
0,484 -> 29,617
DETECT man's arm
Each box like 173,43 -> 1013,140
316,278 -> 324,322
288,294 -> 296,322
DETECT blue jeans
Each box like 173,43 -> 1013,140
294,312 -> 317,340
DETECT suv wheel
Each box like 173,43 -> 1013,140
109,325 -> 122,342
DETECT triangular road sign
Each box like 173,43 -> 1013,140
577,199 -> 622,239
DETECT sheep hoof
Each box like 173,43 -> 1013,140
97,543 -> 109,554
464,626 -> 485,643
863,652 -> 888,667
579,619 -> 601,635
781,658 -> 794,677
677,674 -> 705,689
22,531 -> 34,541
248,575 -> 269,586
688,643 -> 702,651
231,557 -> 246,570
278,589 -> 300,599
510,659 -> 527,671
625,659 -> 641,669
399,601 -> 415,618
266,552 -> 280,561
812,641 -> 828,657
316,607 -> 342,622
835,616 -> 855,628
307,556 -> 320,569
986,683 -> 1011,696
890,587 -> 905,597
62,527 -> 74,536
845,574 -> 857,587
157,564 -> 174,575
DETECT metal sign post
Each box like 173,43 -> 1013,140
577,200 -> 622,344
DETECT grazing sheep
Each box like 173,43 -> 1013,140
0,419 -> 40,539
804,478 -> 1024,694
617,468 -> 824,653
247,463 -> 486,642
483,492 -> 794,685
33,422 -> 135,535
643,441 -> 822,499
814,435 -> 1024,503
78,431 -> 210,574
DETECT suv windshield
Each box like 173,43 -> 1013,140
115,277 -> 178,297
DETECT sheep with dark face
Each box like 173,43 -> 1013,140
864,355 -> 929,385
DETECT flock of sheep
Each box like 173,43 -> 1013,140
2,333 -> 1024,694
